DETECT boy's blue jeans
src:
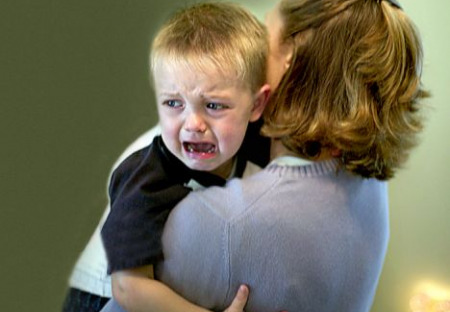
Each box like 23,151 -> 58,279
62,288 -> 109,312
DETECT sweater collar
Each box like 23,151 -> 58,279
267,157 -> 340,177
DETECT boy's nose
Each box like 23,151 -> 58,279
184,112 -> 207,133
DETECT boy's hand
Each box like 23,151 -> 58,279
224,285 -> 249,312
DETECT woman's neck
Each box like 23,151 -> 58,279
270,138 -> 338,161
270,138 -> 298,160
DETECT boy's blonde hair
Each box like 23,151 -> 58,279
150,2 -> 268,93
262,0 -> 429,180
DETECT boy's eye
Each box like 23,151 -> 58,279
164,100 -> 183,108
206,102 -> 228,110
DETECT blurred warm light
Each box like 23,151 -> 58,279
410,280 -> 450,312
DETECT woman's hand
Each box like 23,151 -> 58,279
224,285 -> 249,312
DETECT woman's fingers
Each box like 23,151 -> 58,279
224,284 -> 249,312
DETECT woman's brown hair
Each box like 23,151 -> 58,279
262,0 -> 429,180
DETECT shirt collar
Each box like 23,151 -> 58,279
185,157 -> 238,191
270,155 -> 314,167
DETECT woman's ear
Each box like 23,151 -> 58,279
250,84 -> 271,122
283,39 -> 295,72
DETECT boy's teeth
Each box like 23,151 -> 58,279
185,143 -> 215,153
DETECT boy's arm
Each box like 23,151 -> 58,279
111,265 -> 249,312
102,136 -> 226,274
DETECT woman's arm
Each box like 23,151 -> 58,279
111,265 -> 249,312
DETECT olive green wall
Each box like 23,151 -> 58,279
0,1 -> 448,311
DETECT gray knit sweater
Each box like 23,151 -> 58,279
156,159 -> 389,312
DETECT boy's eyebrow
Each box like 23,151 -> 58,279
157,85 -> 238,100
200,90 -> 235,101
158,91 -> 181,97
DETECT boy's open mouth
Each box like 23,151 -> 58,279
183,142 -> 216,154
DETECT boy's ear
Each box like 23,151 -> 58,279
249,84 -> 271,122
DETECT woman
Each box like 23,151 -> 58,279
68,0 -> 428,311
154,0 -> 427,311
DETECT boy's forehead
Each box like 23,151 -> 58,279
157,56 -> 234,75
153,58 -> 248,90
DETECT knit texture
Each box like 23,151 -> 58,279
156,159 -> 389,312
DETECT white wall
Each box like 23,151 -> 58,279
372,1 -> 450,311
